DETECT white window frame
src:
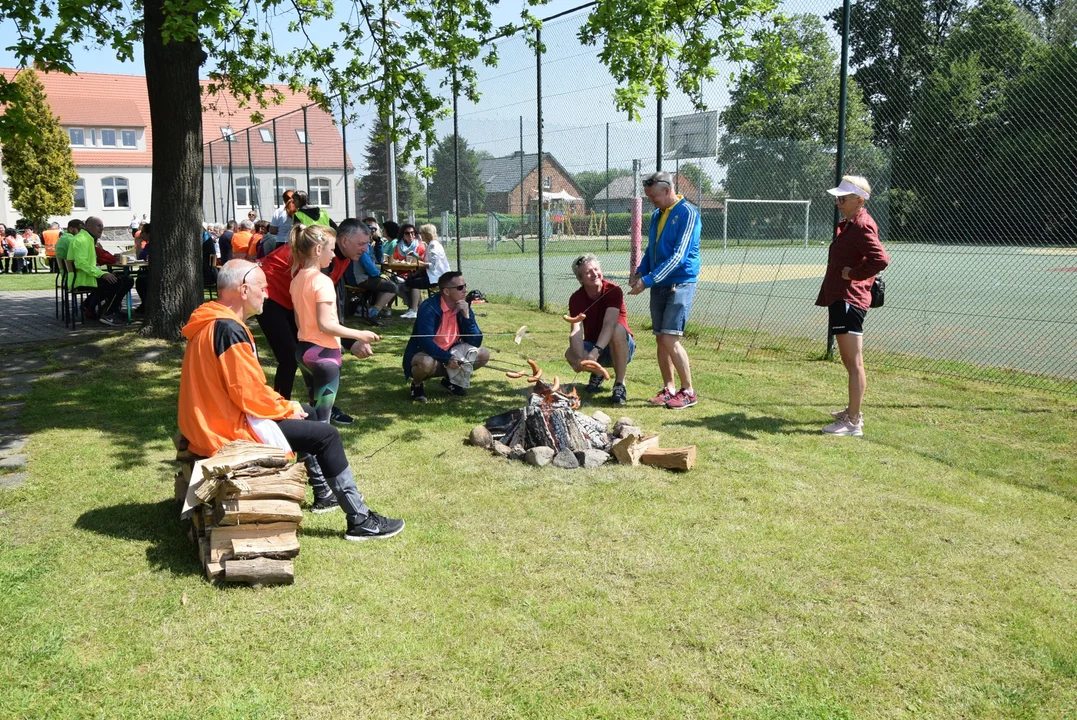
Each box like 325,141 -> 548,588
543,175 -> 552,189
259,128 -> 274,143
274,176 -> 297,199
235,176 -> 260,208
102,176 -> 130,209
296,129 -> 309,144
72,178 -> 86,210
100,129 -> 117,146
310,177 -> 331,207
68,128 -> 85,146
121,130 -> 137,148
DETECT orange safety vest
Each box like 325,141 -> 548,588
42,229 -> 61,257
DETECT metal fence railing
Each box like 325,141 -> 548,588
204,1 -> 1077,394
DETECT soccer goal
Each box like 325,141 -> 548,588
722,199 -> 812,250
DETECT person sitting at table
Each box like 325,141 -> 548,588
69,216 -> 134,326
231,220 -> 254,259
392,223 -> 427,319
133,223 -> 152,314
345,224 -> 400,328
565,254 -> 635,405
403,271 -> 489,402
94,238 -> 118,265
178,259 -> 404,541
363,217 -> 384,264
403,223 -> 450,299
42,222 -> 60,273
53,219 -> 83,265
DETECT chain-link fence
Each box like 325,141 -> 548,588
205,0 -> 1077,394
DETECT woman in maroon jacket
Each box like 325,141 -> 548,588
816,176 -> 890,436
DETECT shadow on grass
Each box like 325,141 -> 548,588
75,499 -> 203,577
669,412 -> 819,440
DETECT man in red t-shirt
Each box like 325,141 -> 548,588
565,254 -> 635,405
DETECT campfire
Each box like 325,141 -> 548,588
469,365 -> 696,471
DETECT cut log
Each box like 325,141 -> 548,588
640,445 -> 697,471
206,561 -> 224,582
174,471 -> 188,504
223,557 -> 295,585
610,433 -> 660,466
213,498 -> 303,526
208,522 -> 300,563
172,433 -> 190,452
217,466 -> 307,503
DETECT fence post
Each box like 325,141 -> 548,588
452,64 -> 462,269
272,118 -> 280,205
246,128 -> 256,213
605,122 -> 610,252
656,96 -> 663,171
536,24 -> 545,310
226,138 -> 234,221
209,141 -> 217,223
828,0 -> 852,361
519,115 -> 525,253
341,94 -> 350,218
303,105 -> 311,195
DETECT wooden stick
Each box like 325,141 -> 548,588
640,446 -> 697,471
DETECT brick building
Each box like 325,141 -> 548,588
477,151 -> 585,215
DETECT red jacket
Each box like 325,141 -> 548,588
263,243 -> 352,310
815,209 -> 889,310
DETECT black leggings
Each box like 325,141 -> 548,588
256,298 -> 307,400
276,414 -> 348,478
94,275 -> 135,315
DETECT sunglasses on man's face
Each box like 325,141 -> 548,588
447,283 -> 467,291
643,178 -> 669,188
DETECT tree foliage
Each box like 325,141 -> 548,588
428,134 -> 485,215
574,168 -> 633,203
356,120 -> 413,221
0,69 -> 78,230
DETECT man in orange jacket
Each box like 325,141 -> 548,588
178,259 -> 404,542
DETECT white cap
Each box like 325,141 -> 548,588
827,179 -> 870,199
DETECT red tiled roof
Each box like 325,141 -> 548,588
0,69 -> 352,170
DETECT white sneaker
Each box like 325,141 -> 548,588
401,309 -> 418,319
823,413 -> 863,436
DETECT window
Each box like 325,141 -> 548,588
296,129 -> 309,144
274,176 -> 297,199
121,130 -> 137,147
73,179 -> 86,210
235,177 -> 260,207
102,177 -> 129,208
68,128 -> 85,146
101,129 -> 116,146
310,177 -> 331,207
543,175 -> 552,189
259,128 -> 274,143
221,126 -> 237,143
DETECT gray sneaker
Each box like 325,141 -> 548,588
611,382 -> 627,405
99,313 -> 125,327
823,413 -> 863,436
345,511 -> 405,541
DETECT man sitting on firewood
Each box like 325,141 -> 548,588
178,259 -> 404,542
565,254 -> 635,405
403,271 -> 490,403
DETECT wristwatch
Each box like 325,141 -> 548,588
594,345 -> 605,353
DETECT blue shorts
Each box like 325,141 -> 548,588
583,331 -> 636,367
649,282 -> 697,336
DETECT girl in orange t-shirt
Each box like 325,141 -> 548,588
288,224 -> 381,422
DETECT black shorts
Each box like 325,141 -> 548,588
404,273 -> 434,290
828,301 -> 867,336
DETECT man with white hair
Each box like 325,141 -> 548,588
231,219 -> 254,259
629,171 -> 702,409
178,259 -> 404,541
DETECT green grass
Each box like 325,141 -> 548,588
1,302 -> 1075,718
0,271 -> 57,291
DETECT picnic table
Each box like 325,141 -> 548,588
105,260 -> 147,323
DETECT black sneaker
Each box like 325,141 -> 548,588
440,376 -> 468,397
611,382 -> 627,405
99,313 -> 125,327
330,406 -> 354,425
585,373 -> 604,393
362,312 -> 384,328
411,382 -> 427,403
345,511 -> 405,541
310,495 -> 340,514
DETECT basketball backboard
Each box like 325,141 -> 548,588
664,111 -> 718,159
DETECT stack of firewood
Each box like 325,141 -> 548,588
173,436 -> 305,585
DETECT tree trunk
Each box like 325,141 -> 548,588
141,0 -> 207,340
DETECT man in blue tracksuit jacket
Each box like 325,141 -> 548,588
629,171 -> 701,410
403,271 -> 489,402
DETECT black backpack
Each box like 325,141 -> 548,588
870,274 -> 885,308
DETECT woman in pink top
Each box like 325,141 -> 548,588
288,224 -> 381,422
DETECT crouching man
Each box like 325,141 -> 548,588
404,271 -> 489,402
178,259 -> 403,542
565,254 -> 635,405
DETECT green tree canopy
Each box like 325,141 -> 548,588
0,69 -> 78,230
428,134 -> 485,215
574,168 -> 633,203
357,120 -> 413,221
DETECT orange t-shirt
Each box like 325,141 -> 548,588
231,231 -> 253,256
290,266 -> 340,349
42,229 -> 60,257
433,296 -> 460,351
